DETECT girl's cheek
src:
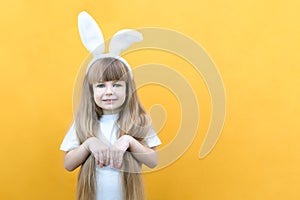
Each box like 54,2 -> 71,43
94,89 -> 102,95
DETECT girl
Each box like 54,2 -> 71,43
60,58 -> 161,200
60,11 -> 161,200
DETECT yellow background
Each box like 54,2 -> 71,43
1,0 -> 300,199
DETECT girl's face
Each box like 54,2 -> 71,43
93,80 -> 126,114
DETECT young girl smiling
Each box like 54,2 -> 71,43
60,11 -> 161,200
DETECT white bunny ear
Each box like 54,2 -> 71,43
109,29 -> 143,55
78,11 -> 105,55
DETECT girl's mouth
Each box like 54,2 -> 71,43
103,99 -> 116,103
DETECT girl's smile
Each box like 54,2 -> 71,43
102,99 -> 117,102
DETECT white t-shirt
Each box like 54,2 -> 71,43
60,114 -> 161,200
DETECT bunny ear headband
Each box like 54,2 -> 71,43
78,11 -> 143,77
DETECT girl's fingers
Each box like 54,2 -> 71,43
93,150 -> 106,168
105,149 -> 110,166
115,151 -> 122,169
109,149 -> 124,169
94,151 -> 100,167
92,147 -> 124,169
109,150 -> 115,168
99,151 -> 104,166
101,149 -> 108,166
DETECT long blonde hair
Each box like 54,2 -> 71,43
75,57 -> 151,200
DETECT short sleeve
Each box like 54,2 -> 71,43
144,127 -> 162,148
60,123 -> 80,152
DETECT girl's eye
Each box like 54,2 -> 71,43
96,83 -> 105,88
113,83 -> 122,87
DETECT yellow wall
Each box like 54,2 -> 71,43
1,0 -> 300,199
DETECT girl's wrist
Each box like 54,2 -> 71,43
127,135 -> 136,151
81,140 -> 90,153
123,135 -> 134,150
82,137 -> 96,153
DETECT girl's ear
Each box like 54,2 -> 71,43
78,11 -> 105,56
109,29 -> 143,55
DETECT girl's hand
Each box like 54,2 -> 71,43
83,137 -> 110,168
109,135 -> 132,169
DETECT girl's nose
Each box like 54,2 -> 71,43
105,85 -> 113,95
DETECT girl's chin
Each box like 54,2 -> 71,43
102,107 -> 123,114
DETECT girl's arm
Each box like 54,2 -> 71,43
64,143 -> 90,171
64,137 -> 109,171
128,136 -> 158,168
112,135 -> 158,169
